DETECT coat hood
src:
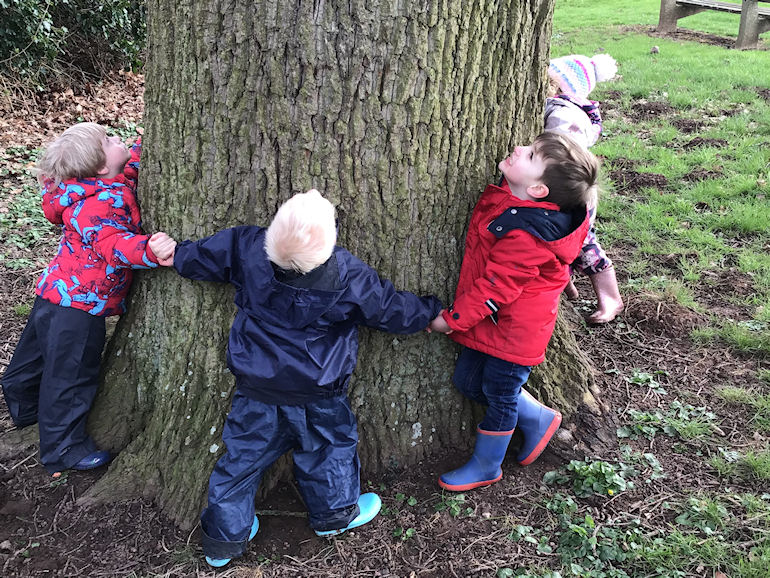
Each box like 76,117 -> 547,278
42,176 -> 131,225
485,185 -> 587,265
235,243 -> 348,330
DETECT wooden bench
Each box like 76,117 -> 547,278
658,0 -> 770,49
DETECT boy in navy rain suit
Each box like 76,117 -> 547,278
150,189 -> 442,567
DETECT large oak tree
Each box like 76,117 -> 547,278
82,0 -> 601,528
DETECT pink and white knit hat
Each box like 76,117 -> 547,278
548,54 -> 618,99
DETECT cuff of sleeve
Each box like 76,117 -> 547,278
442,308 -> 461,332
144,242 -> 160,265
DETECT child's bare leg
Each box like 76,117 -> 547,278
587,266 -> 624,324
564,278 -> 579,300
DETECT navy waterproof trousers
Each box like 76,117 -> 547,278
1,297 -> 104,473
201,391 -> 361,559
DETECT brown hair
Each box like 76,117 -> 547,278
36,122 -> 106,189
533,131 -> 599,211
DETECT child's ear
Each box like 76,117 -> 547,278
527,183 -> 550,199
96,164 -> 110,176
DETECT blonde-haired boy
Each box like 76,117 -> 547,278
264,188 -> 336,272
1,122 -> 176,475
150,190 -> 442,567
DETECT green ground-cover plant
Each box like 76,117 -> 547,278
434,491 -> 474,518
633,491 -> 770,576
501,486 -> 770,578
544,458 -> 636,497
617,400 -> 718,441
0,145 -> 54,270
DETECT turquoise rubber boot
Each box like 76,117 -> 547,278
315,493 -> 382,537
438,427 -> 514,491
205,515 -> 259,568
516,388 -> 562,466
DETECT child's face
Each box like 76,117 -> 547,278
498,145 -> 548,196
100,135 -> 131,178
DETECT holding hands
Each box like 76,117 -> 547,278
149,232 -> 177,267
427,310 -> 452,334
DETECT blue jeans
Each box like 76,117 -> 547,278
453,347 -> 532,432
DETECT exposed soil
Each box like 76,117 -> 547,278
683,137 -> 729,150
672,118 -> 705,134
606,169 -> 668,194
1,75 -> 768,577
641,25 -> 768,50
683,167 -> 723,182
628,101 -> 674,122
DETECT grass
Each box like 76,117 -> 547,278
551,0 -> 770,349
545,1 -> 770,575
0,2 -> 768,577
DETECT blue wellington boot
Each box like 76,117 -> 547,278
516,388 -> 562,466
71,450 -> 112,471
315,493 -> 382,537
438,427 -> 514,491
205,515 -> 260,568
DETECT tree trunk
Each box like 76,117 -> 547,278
82,0 -> 598,529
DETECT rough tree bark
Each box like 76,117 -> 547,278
82,0 -> 603,529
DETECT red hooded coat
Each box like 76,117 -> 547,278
35,140 -> 158,316
444,183 -> 589,366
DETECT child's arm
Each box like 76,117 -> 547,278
346,253 -> 443,334
122,138 -> 142,186
88,226 -> 160,270
41,182 -> 89,225
444,232 -> 542,333
172,226 -> 253,283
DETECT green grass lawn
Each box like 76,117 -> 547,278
553,0 -> 770,344
537,2 -> 770,577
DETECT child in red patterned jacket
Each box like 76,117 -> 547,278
1,122 -> 176,475
429,132 -> 599,491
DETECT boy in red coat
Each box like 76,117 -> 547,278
1,122 -> 176,475
430,132 -> 599,491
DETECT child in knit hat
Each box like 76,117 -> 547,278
545,53 -> 624,324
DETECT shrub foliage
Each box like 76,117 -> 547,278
0,0 -> 145,86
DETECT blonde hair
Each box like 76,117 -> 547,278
37,122 -> 107,189
547,75 -> 562,98
265,189 -> 337,274
533,131 -> 599,211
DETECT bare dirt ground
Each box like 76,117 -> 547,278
0,72 -> 767,577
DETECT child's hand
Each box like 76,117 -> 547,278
149,232 -> 177,267
427,311 -> 452,334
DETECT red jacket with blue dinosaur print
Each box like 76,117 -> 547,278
443,182 -> 590,366
35,140 -> 159,316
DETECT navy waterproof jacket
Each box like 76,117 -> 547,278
173,226 -> 442,405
